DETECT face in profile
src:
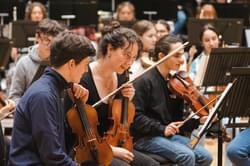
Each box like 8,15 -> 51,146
201,29 -> 219,55
163,42 -> 184,71
108,41 -> 139,74
30,6 -> 44,22
37,33 -> 54,61
141,28 -> 157,51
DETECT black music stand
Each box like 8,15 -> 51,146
201,48 -> 250,166
12,20 -> 38,48
0,38 -> 12,71
187,18 -> 244,46
222,67 -> 250,128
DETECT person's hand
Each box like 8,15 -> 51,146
0,99 -> 15,114
188,45 -> 197,59
199,116 -> 208,124
164,121 -> 184,137
72,83 -> 89,103
111,146 -> 134,163
121,83 -> 135,101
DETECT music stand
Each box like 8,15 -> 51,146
202,48 -> 250,87
201,48 -> 250,166
49,0 -> 98,26
187,18 -> 244,46
12,20 -> 38,48
222,67 -> 250,127
0,38 -> 12,71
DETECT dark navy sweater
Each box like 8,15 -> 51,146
9,68 -> 78,166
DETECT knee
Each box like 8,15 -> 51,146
227,143 -> 240,162
177,151 -> 195,165
204,153 -> 213,166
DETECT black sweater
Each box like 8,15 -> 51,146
131,67 -> 200,140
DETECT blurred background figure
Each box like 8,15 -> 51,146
11,1 -> 47,63
25,1 -> 47,22
131,20 -> 157,76
115,1 -> 136,22
155,19 -> 171,41
197,4 -> 217,19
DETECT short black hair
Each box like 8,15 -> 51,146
36,19 -> 65,37
50,31 -> 96,67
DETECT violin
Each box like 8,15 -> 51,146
168,71 -> 215,117
66,94 -> 113,165
105,70 -> 135,152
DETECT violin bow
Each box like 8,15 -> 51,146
188,79 -> 236,149
176,95 -> 221,129
92,42 -> 189,108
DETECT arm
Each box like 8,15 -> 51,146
8,59 -> 28,104
30,92 -> 78,166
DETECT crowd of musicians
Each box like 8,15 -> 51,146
0,0 -> 250,166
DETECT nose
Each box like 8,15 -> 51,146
179,56 -> 185,64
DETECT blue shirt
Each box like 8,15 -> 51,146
9,68 -> 78,166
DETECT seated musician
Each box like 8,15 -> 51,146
8,19 -> 65,105
189,24 -> 219,87
80,22 -> 159,166
9,31 -> 96,166
227,128 -> 250,166
131,35 -> 213,166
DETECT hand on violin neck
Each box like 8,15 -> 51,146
111,146 -> 134,163
164,121 -> 184,137
70,83 -> 89,103
121,83 -> 135,101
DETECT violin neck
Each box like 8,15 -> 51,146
121,97 -> 129,125
75,99 -> 93,137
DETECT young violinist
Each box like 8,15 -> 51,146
131,35 -> 213,166
9,31 -> 96,166
80,22 -> 160,166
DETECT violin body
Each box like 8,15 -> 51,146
67,103 -> 113,165
168,71 -> 213,117
105,98 -> 135,152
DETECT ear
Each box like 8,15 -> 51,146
158,52 -> 165,60
68,59 -> 76,69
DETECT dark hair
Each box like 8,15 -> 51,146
25,2 -> 47,21
132,20 -> 155,36
36,19 -> 66,37
50,31 -> 96,67
99,21 -> 142,57
154,35 -> 183,61
156,19 -> 170,32
199,24 -> 219,41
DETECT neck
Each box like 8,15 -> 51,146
52,66 -> 70,82
157,63 -> 170,80
93,58 -> 116,79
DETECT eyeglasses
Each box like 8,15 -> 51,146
38,34 -> 53,47
122,51 -> 137,61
